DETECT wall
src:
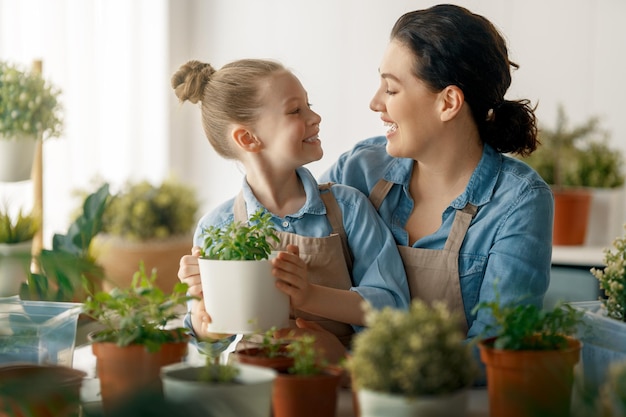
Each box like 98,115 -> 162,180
168,0 -> 626,218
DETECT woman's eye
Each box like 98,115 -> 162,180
289,108 -> 300,114
307,102 -> 313,108
385,90 -> 397,96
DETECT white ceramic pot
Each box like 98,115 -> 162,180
356,388 -> 469,417
0,136 -> 38,182
161,362 -> 276,417
0,240 -> 32,297
198,257 -> 289,334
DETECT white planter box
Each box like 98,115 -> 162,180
571,300 -> 626,391
198,258 -> 290,334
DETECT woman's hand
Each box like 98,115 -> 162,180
274,318 -> 348,365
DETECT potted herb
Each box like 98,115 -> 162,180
0,207 -> 39,297
569,228 -> 626,393
347,300 -> 477,417
235,327 -> 294,373
272,334 -> 343,417
91,177 -> 200,292
160,339 -> 277,417
522,104 -> 624,245
0,60 -> 63,182
82,262 -> 195,414
198,208 -> 289,334
474,293 -> 583,417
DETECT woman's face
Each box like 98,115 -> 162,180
370,40 -> 442,160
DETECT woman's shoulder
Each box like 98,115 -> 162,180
500,153 -> 551,190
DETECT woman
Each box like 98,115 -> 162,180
283,4 -> 553,366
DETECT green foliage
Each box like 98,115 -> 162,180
473,291 -> 583,350
83,262 -> 195,352
0,61 -> 63,140
200,209 -> 279,260
591,226 -> 626,322
287,334 -> 325,376
103,178 -> 199,242
522,104 -> 624,188
198,354 -> 241,384
22,183 -> 109,302
0,208 -> 39,244
348,300 -> 477,396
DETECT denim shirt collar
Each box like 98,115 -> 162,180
382,143 -> 501,210
240,167 -> 326,219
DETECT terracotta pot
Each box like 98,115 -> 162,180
479,336 -> 581,417
92,339 -> 188,415
234,346 -> 294,373
0,363 -> 85,417
552,188 -> 592,245
93,234 -> 192,293
272,368 -> 342,417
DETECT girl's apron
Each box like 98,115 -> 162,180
234,183 -> 356,347
369,178 -> 477,335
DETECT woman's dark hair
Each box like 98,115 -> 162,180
391,4 -> 538,156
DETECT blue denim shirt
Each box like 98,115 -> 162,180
320,136 -> 554,342
186,166 -> 410,338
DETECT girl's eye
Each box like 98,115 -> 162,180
288,108 -> 300,115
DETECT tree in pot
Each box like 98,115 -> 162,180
82,262 -> 195,414
197,208 -> 289,334
90,178 -> 200,293
521,104 -> 624,245
347,300 -> 478,417
0,60 -> 63,182
0,207 -> 39,297
473,292 -> 584,417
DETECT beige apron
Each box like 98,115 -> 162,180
369,178 -> 478,335
234,183 -> 355,347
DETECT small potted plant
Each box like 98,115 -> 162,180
0,207 -> 39,297
569,227 -> 626,392
347,300 -> 477,417
198,208 -> 289,334
91,177 -> 200,292
82,262 -> 195,414
160,338 -> 277,417
272,334 -> 343,417
522,104 -> 624,245
474,293 -> 583,417
0,60 -> 63,182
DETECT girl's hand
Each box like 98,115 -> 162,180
272,244 -> 311,309
178,246 -> 203,296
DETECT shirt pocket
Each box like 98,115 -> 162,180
459,253 -> 487,319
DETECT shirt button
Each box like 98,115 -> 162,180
282,221 -> 289,228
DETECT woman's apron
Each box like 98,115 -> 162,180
369,179 -> 477,335
234,183 -> 356,347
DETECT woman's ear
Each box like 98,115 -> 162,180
439,85 -> 464,122
231,126 -> 262,153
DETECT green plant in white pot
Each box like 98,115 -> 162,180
0,61 -> 63,182
347,300 -> 477,417
91,177 -> 200,293
198,208 -> 288,334
0,207 -> 39,296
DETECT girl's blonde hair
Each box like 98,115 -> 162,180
171,59 -> 285,159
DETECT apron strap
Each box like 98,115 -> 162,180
444,203 -> 478,252
369,178 -> 394,211
318,182 -> 354,271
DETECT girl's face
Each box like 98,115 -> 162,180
369,40 -> 442,160
252,71 -> 323,169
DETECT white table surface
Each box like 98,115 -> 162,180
73,343 -> 490,416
